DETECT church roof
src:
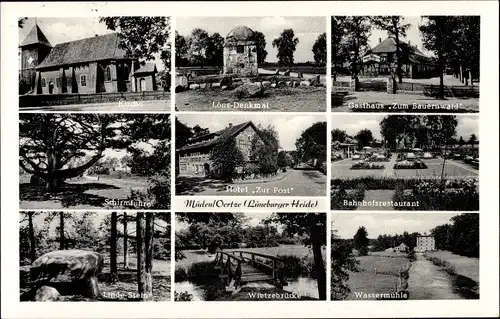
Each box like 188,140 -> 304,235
20,24 -> 52,48
226,26 -> 255,41
36,33 -> 129,69
179,121 -> 258,152
134,63 -> 157,75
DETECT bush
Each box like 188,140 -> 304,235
358,246 -> 369,256
394,159 -> 428,169
275,254 -> 319,280
174,291 -> 193,301
351,161 -> 385,170
331,186 -> 365,210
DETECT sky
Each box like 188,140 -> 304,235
18,17 -> 166,70
366,16 -> 433,56
175,212 -> 273,231
176,16 -> 326,63
177,113 -> 325,151
332,213 -> 462,239
331,115 -> 479,141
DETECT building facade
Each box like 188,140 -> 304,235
19,24 -> 157,95
223,26 -> 258,77
178,121 -> 263,177
416,235 -> 436,252
362,37 -> 437,79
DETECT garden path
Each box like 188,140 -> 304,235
381,154 -> 397,177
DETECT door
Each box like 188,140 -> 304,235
140,78 -> 147,92
48,81 -> 54,94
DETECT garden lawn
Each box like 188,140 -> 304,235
175,87 -> 326,112
346,253 -> 410,300
19,174 -> 150,209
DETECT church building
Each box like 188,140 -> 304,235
19,23 -> 157,95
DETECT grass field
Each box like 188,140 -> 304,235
425,251 -> 479,284
175,87 -> 326,112
19,174 -> 151,209
331,158 -> 478,179
345,252 -> 410,300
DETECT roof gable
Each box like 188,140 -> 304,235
36,33 -> 129,69
178,121 -> 260,152
20,24 -> 52,48
134,63 -> 157,75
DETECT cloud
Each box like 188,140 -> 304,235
259,17 -> 293,31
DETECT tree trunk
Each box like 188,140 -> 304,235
309,215 -> 326,300
59,212 -> 64,250
136,213 -> 147,300
110,212 -> 118,282
28,212 -> 36,262
438,54 -> 445,99
459,64 -> 464,83
144,214 -> 154,300
123,212 -> 129,269
393,20 -> 403,84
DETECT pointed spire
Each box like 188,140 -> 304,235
20,22 -> 52,48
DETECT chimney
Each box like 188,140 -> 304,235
378,38 -> 381,43
228,123 -> 233,128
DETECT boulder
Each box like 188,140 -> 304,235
189,83 -> 200,90
212,82 -> 221,88
277,81 -> 287,88
234,82 -> 265,99
286,81 -> 292,87
297,72 -> 304,78
199,83 -> 207,89
300,81 -> 311,87
292,81 -> 300,87
220,76 -> 233,88
309,75 -> 321,86
262,81 -> 272,89
35,286 -> 61,301
274,69 -> 280,75
270,83 -> 277,88
283,70 -> 291,76
30,250 -> 103,299
175,85 -> 185,93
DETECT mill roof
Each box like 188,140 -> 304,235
36,33 -> 129,69
178,121 -> 258,152
226,26 -> 255,41
20,24 -> 52,48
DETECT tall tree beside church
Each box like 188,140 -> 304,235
272,29 -> 299,66
110,212 -> 118,282
372,16 -> 411,84
331,16 -> 347,81
99,17 -> 170,69
419,16 -> 456,99
253,31 -> 268,64
312,32 -> 327,65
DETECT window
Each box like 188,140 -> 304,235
41,78 -> 46,87
105,67 -> 111,82
236,46 -> 244,53
56,77 -> 61,88
80,75 -> 87,87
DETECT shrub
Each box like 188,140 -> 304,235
276,254 -> 320,280
358,246 -> 369,256
351,161 -> 385,170
394,159 -> 428,169
174,291 -> 193,301
331,186 -> 365,210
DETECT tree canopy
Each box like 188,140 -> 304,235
295,122 -> 327,165
312,32 -> 327,65
272,29 -> 299,66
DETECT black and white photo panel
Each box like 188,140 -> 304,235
174,212 -> 327,301
331,16 -> 479,113
175,16 -> 326,112
19,211 -> 171,301
19,113 -> 171,210
175,113 -> 327,197
18,17 -> 171,112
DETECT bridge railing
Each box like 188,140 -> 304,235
214,251 -> 243,289
229,250 -> 288,287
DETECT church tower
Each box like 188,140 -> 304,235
19,23 -> 52,94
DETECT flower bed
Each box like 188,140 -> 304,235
351,161 -> 385,170
394,159 -> 428,169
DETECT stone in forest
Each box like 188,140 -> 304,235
30,250 -> 103,299
34,286 -> 61,301
190,83 -> 200,90
300,81 -> 311,87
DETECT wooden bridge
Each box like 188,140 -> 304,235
213,250 -> 288,291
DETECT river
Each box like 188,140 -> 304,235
408,254 -> 463,300
175,276 -> 319,301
